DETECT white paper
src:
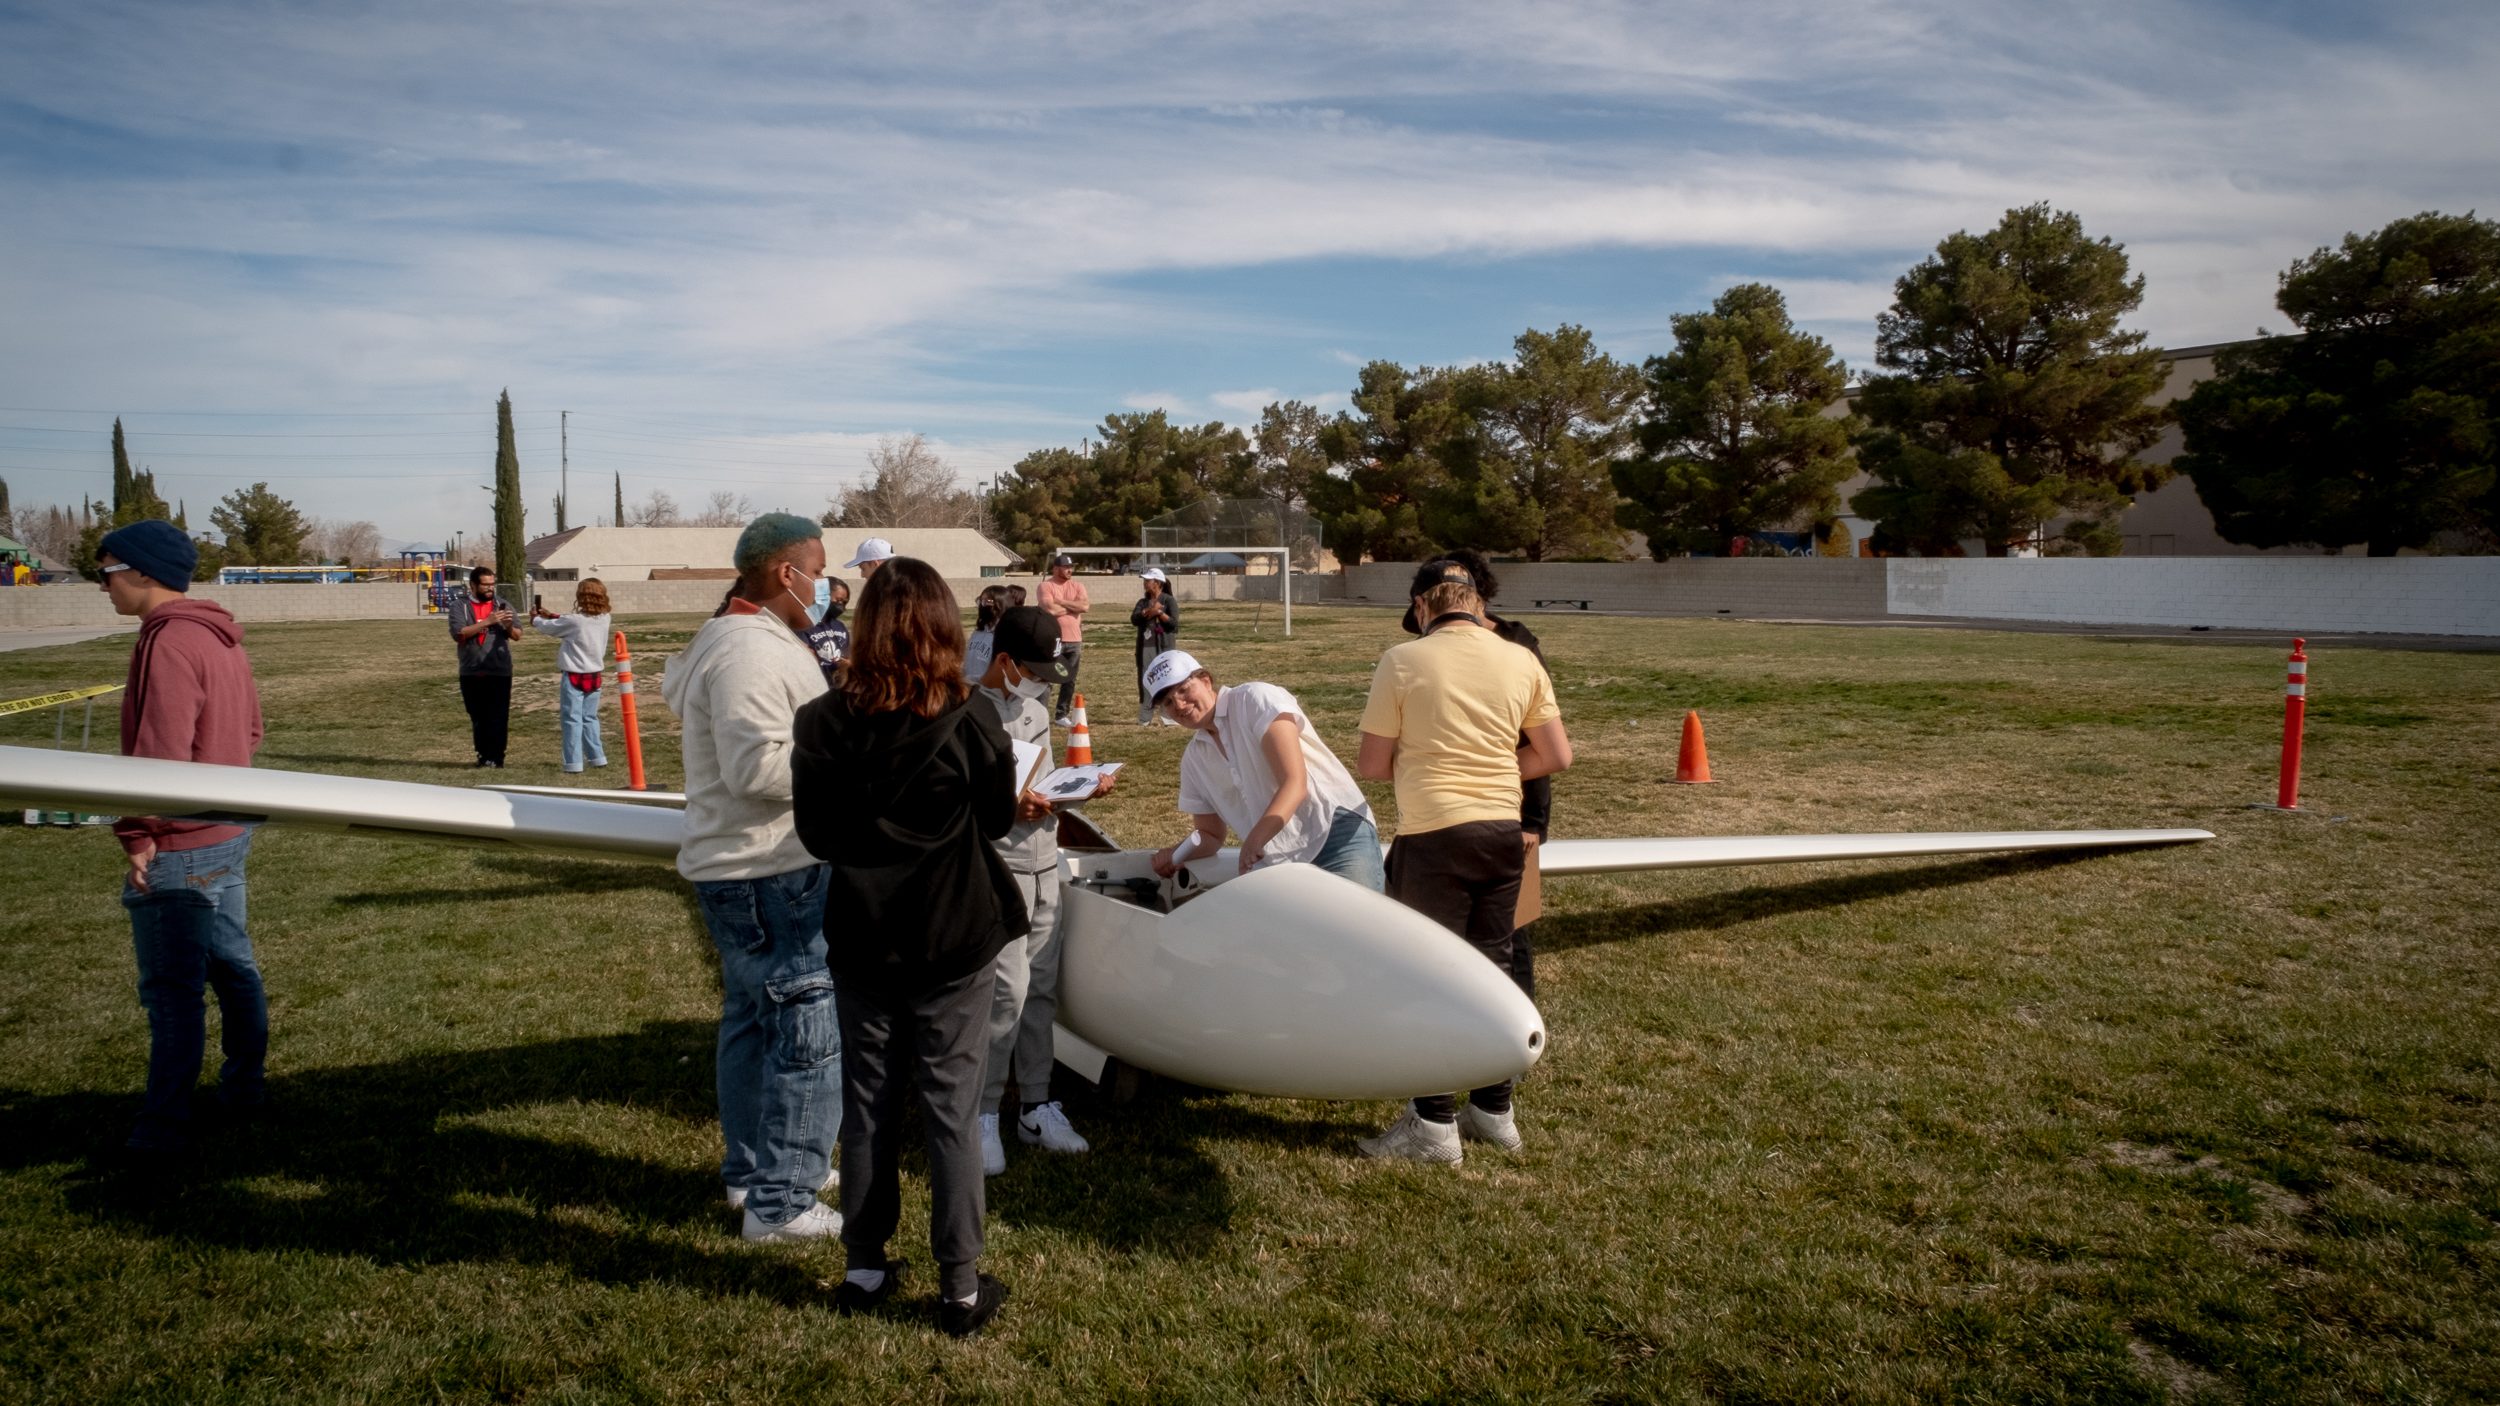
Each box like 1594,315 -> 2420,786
1010,738 -> 1046,796
1037,761 -> 1122,806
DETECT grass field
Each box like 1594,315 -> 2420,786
2,600 -> 2495,1403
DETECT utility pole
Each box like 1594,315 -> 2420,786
560,410 -> 569,532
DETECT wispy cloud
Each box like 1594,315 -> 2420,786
0,0 -> 2493,535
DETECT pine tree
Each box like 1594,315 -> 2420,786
614,471 -> 625,530
1853,204 -> 2171,555
493,390 -> 525,592
2179,211 -> 2499,554
1616,284 -> 1859,558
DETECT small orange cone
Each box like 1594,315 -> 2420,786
1065,693 -> 1094,766
1670,709 -> 1716,784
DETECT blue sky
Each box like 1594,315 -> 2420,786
2,0 -> 2494,544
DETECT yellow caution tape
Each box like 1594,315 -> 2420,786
0,683 -> 124,717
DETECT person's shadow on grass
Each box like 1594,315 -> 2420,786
0,1019 -> 1236,1305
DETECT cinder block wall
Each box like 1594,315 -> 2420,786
1886,558 -> 2500,636
0,581 -> 425,628
1339,559 -> 1890,619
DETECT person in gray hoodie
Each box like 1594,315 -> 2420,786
661,512 -> 841,1245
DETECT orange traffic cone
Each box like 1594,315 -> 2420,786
1065,693 -> 1094,766
1670,709 -> 1715,784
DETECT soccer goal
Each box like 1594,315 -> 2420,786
1054,498 -> 1319,637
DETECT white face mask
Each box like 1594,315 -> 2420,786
1004,663 -> 1054,701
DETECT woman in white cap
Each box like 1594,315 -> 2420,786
1142,650 -> 1384,891
1128,568 -> 1179,724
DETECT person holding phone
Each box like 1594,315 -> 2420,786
1128,569 -> 1179,724
449,565 -> 522,768
531,578 -> 613,773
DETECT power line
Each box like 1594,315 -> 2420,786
0,424 -> 495,439
0,407 -> 561,418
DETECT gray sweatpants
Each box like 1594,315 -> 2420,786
983,867 -> 1064,1113
837,965 -> 991,1301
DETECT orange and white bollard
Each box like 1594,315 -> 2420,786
2273,638 -> 2307,810
1065,693 -> 1094,766
614,629 -> 648,792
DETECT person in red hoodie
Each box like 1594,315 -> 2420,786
96,520 -> 268,1154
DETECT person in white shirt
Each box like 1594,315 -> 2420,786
530,578 -> 613,773
1142,650 -> 1383,891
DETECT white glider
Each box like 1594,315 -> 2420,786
0,745 -> 2210,1101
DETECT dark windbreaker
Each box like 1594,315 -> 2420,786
790,689 -> 1026,986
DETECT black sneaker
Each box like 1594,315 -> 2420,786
833,1259 -> 906,1315
938,1274 -> 1009,1337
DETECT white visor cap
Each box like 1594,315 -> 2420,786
843,537 -> 895,569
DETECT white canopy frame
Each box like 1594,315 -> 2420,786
1049,544 -> 1292,637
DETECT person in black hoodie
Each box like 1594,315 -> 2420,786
791,556 -> 1021,1337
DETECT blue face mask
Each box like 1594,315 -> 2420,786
786,570 -> 832,626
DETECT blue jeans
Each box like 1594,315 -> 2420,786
558,679 -> 607,772
1310,808 -> 1386,892
697,864 -> 840,1227
122,831 -> 265,1149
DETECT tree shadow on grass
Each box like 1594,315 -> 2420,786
0,1020 -> 1236,1299
1538,851 -> 2110,954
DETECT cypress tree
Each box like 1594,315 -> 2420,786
494,390 -> 525,594
0,476 -> 11,520
111,419 -> 133,522
614,471 -> 626,529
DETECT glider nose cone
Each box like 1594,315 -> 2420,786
1059,861 -> 1544,1101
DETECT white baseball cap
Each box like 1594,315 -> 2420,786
1139,567 -> 1167,582
843,537 -> 895,569
1141,649 -> 1203,702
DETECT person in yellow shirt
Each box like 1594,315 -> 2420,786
1354,559 -> 1572,1164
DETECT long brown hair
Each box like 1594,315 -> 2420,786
841,557 -> 970,718
574,577 -> 610,615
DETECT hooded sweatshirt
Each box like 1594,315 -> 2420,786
791,689 -> 1025,987
660,610 -> 828,882
115,598 -> 265,856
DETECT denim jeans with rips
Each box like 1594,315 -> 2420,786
122,830 -> 266,1150
697,863 -> 840,1227
557,678 -> 607,772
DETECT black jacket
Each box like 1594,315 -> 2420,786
1489,614 -> 1553,840
791,690 -> 1027,987
1130,592 -> 1179,649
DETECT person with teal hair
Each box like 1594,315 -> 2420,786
663,510 -> 846,1243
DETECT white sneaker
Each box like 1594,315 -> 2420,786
727,1166 -> 838,1212
742,1198 -> 842,1244
980,1112 -> 1007,1176
1017,1101 -> 1090,1154
1356,1105 -> 1462,1164
1457,1103 -> 1523,1152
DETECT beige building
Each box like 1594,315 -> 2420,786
525,526 -> 1017,582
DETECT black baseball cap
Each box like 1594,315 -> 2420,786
992,605 -> 1070,680
1399,558 -> 1477,634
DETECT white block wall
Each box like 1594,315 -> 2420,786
1886,558 -> 2500,636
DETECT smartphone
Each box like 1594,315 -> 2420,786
533,593 -> 543,613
